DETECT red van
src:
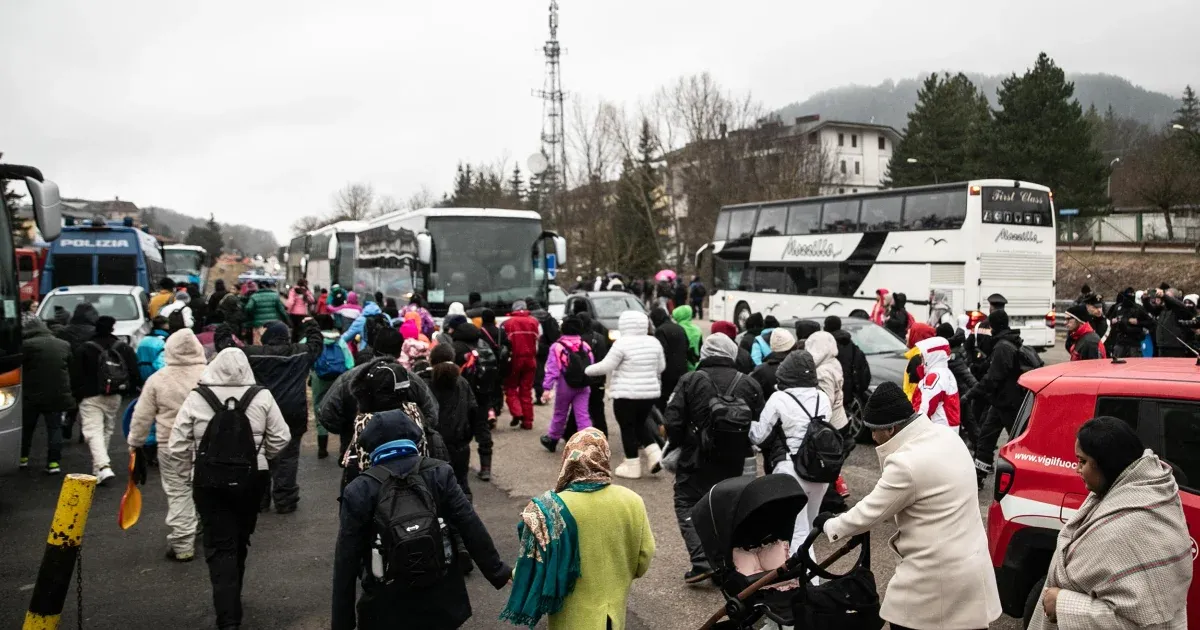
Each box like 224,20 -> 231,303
988,358 -> 1200,627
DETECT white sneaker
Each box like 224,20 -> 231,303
96,466 -> 115,485
614,458 -> 642,479
643,444 -> 663,475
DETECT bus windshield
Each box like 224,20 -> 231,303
426,217 -> 546,307
165,249 -> 205,276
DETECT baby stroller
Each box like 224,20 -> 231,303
693,474 -> 882,630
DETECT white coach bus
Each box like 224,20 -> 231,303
699,180 -> 1057,349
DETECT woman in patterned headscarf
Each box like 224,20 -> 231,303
502,428 -> 655,629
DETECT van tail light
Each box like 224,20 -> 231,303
994,456 -> 1015,502
1045,310 -> 1056,328
967,309 -> 987,329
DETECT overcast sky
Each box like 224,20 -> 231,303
3,0 -> 1195,244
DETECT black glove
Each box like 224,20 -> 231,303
131,447 -> 148,486
813,511 -> 834,534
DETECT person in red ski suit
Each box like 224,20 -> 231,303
501,300 -> 540,429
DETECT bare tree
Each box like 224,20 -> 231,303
405,185 -> 437,211
375,194 -> 402,216
289,214 -> 328,236
332,182 -> 377,221
1125,133 -> 1200,240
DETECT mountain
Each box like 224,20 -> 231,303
776,73 -> 1180,131
141,206 -> 278,256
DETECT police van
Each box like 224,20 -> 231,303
40,217 -> 165,295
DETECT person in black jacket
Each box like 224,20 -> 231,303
477,309 -> 507,425
447,323 -> 493,482
749,328 -> 795,395
1105,287 -> 1153,359
21,318 -> 75,473
529,298 -> 560,404
331,409 -> 510,630
963,310 -> 1025,488
425,343 -> 488,504
1151,288 -> 1196,358
72,315 -> 139,484
206,279 -> 229,326
738,312 -> 764,356
53,302 -> 99,441
217,318 -> 322,514
650,307 -> 689,413
317,329 -> 439,465
664,333 -> 764,584
1082,294 -> 1108,351
825,316 -> 870,408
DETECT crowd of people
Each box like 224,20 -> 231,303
14,272 -> 1195,629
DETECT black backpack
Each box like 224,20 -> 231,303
474,337 -> 498,378
1015,344 -> 1044,375
365,458 -> 447,588
192,386 -> 265,489
697,372 -> 753,465
87,340 -> 131,395
560,342 -> 592,389
786,391 -> 845,483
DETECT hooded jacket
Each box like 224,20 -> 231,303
135,329 -> 170,381
804,331 -> 848,430
832,329 -> 871,403
749,350 -> 789,398
128,329 -> 208,448
911,337 -> 960,430
285,285 -> 315,316
664,335 -> 764,473
884,292 -> 915,339
217,292 -> 245,332
672,305 -> 702,370
22,318 -> 75,411
331,410 -> 510,630
316,357 -> 439,439
585,311 -> 664,400
543,334 -> 593,392
169,348 -> 292,472
750,351 -> 832,463
870,289 -> 890,326
55,303 -> 98,353
340,302 -> 383,351
216,320 -> 322,434
501,309 -> 540,360
739,313 -> 765,355
966,328 -> 1025,411
71,329 -> 139,400
243,287 -> 289,327
749,327 -> 776,366
427,371 -> 481,449
206,282 -> 229,319
650,309 -> 689,389
927,289 -> 953,327
1106,293 -> 1153,349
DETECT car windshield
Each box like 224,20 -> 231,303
592,295 -> 643,318
41,293 -> 141,321
548,285 -> 567,305
848,322 -> 909,354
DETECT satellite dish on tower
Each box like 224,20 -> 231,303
527,153 -> 549,176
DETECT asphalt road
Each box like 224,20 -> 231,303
0,336 -> 1068,629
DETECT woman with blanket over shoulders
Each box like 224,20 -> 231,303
1028,416 -> 1192,630
501,428 -> 655,629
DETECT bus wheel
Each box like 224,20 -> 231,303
734,302 -> 751,331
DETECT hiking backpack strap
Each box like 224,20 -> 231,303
723,373 -> 742,398
193,385 -> 226,415
235,385 -> 267,415
784,390 -> 819,423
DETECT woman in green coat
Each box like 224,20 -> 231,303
502,428 -> 655,629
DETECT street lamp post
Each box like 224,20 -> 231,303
906,157 -> 938,183
1107,157 -> 1121,203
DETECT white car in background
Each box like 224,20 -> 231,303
548,284 -> 567,321
37,285 -> 151,347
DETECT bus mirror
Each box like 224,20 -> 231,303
26,177 -> 62,241
694,243 -> 712,269
327,236 -> 338,260
416,233 -> 432,265
553,236 -> 567,265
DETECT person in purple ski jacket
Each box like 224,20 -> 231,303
539,315 -> 593,452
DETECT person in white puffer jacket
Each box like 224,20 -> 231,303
803,330 -> 852,501
584,310 -> 665,479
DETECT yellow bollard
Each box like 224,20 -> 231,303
23,473 -> 97,630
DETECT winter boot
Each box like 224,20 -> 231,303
614,458 -> 642,480
477,467 -> 491,482
540,435 -> 558,453
317,435 -> 329,459
643,443 -> 663,475
520,418 -> 534,431
510,415 -> 522,428
835,475 -> 850,498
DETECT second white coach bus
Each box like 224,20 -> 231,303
699,179 -> 1057,349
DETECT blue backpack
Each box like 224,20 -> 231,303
314,341 -> 350,380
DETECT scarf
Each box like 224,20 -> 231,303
501,428 -> 611,627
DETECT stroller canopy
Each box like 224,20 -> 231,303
692,474 -> 806,574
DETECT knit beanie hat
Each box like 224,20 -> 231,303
936,322 -> 955,340
1066,304 -> 1090,323
862,381 -> 917,429
763,315 -> 780,329
769,328 -> 796,354
988,309 -> 1010,333
511,300 -> 527,312
560,316 -> 583,336
824,315 -> 842,333
710,320 -> 738,339
373,327 -> 403,357
744,312 -> 764,333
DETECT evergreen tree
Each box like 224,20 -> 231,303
983,53 -> 1108,210
507,165 -> 525,207
886,73 -> 990,186
1173,85 -> 1200,131
610,119 -> 665,278
185,214 -> 223,261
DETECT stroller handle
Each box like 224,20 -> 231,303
696,530 -> 870,630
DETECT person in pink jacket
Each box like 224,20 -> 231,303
285,279 -> 316,341
539,316 -> 593,453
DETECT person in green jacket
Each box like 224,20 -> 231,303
310,314 -> 354,459
243,281 -> 289,343
20,318 -> 76,473
672,304 -> 702,371
502,427 -> 654,630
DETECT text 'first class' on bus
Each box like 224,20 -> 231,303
698,179 -> 1058,348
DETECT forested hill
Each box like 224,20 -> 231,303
141,206 -> 278,256
776,73 -> 1178,130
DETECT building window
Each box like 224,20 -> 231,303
840,160 -> 847,174
837,133 -> 844,147
852,188 -> 858,193
838,188 -> 846,194
878,136 -> 886,151
854,161 -> 861,175
851,134 -> 858,148
808,132 -> 818,143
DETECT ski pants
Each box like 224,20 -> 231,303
504,355 -> 536,421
